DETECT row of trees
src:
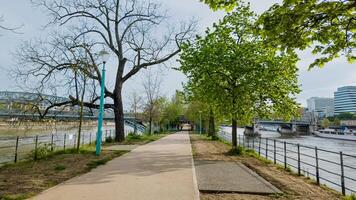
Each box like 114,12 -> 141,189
12,0 -> 195,142
8,0 -> 354,143
179,3 -> 301,150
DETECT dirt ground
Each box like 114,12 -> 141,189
190,134 -> 343,200
0,149 -> 128,200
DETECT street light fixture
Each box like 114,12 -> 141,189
199,111 -> 202,135
96,49 -> 110,156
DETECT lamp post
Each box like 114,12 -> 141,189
96,49 -> 110,156
199,111 -> 202,135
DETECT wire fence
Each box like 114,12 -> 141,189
0,128 -> 134,165
218,131 -> 356,195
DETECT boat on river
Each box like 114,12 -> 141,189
313,128 -> 356,141
244,126 -> 261,137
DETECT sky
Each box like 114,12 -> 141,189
0,0 -> 355,109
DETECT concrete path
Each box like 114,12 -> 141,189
195,160 -> 281,194
31,132 -> 199,200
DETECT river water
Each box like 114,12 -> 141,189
219,126 -> 356,195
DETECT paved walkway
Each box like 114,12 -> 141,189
32,132 -> 199,200
195,160 -> 281,194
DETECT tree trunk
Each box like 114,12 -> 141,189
208,109 -> 215,137
77,100 -> 84,152
149,114 -> 152,135
114,91 -> 125,142
232,117 -> 237,150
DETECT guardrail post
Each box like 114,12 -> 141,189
64,133 -> 67,150
265,138 -> 268,159
340,151 -> 345,195
89,132 -> 92,145
238,135 -> 241,146
258,137 -> 261,156
50,134 -> 54,152
243,135 -> 245,148
315,147 -> 320,185
14,136 -> 19,163
73,134 -> 76,149
34,135 -> 38,160
252,137 -> 255,150
82,133 -> 85,145
284,141 -> 287,169
297,144 -> 301,176
273,139 -> 276,164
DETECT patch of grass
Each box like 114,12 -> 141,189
112,132 -> 170,145
54,164 -> 66,171
276,164 -> 292,172
105,136 -> 114,143
127,132 -> 141,140
1,193 -> 33,200
86,157 -> 111,169
0,148 -> 128,199
226,146 -> 246,156
344,194 -> 356,200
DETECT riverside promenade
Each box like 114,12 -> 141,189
31,132 -> 199,200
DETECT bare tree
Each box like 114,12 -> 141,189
128,91 -> 142,134
16,0 -> 195,141
143,69 -> 162,134
14,33 -> 101,116
76,71 -> 88,152
0,15 -> 22,35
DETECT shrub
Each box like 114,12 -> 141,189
105,136 -> 114,143
54,165 -> 66,171
211,135 -> 219,141
344,194 -> 356,200
29,143 -> 53,160
127,133 -> 141,140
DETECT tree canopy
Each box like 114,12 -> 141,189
201,0 -> 355,68
257,0 -> 356,68
179,4 -> 300,149
200,0 -> 238,11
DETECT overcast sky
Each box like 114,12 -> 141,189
0,0 -> 355,108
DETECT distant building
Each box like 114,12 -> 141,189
299,107 -> 319,124
334,86 -> 356,115
340,120 -> 356,126
307,97 -> 334,117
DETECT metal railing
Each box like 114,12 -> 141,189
218,131 -> 356,195
0,128 -> 136,165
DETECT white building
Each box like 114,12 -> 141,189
307,97 -> 334,117
334,86 -> 356,115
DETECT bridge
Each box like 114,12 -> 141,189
257,120 -> 310,126
255,120 -> 315,135
0,110 -> 146,133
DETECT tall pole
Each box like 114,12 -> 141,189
199,111 -> 202,135
96,62 -> 106,156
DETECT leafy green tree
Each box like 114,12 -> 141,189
321,118 -> 330,128
161,91 -> 185,131
258,0 -> 356,68
333,117 -> 341,126
336,112 -> 356,120
200,0 -> 238,11
179,4 -> 300,150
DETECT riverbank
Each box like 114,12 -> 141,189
190,133 -> 344,200
0,147 -> 128,200
0,121 -> 115,137
0,133 -> 170,199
